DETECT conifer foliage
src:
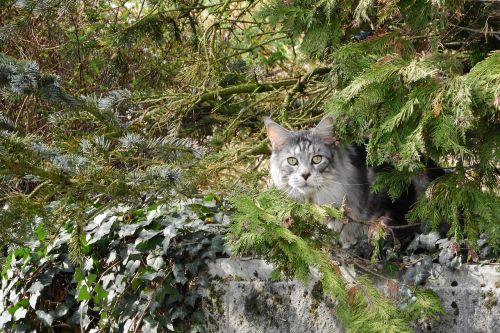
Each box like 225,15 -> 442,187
0,53 -> 201,247
229,189 -> 443,333
0,0 -> 499,332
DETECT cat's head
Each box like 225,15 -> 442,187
265,116 -> 336,202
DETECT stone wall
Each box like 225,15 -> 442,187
202,259 -> 499,333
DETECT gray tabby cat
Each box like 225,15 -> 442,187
265,116 -> 432,251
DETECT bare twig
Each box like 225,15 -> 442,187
450,23 -> 500,35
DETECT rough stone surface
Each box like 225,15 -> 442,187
415,264 -> 500,333
202,259 -> 500,333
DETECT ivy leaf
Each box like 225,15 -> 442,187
3,276 -> 19,294
36,310 -> 54,326
81,313 -> 92,330
188,243 -> 203,256
8,300 -> 28,315
35,223 -> 46,241
120,243 -> 141,259
27,281 -> 44,294
118,223 -> 141,238
77,285 -> 91,301
201,248 -> 217,260
139,271 -> 161,281
141,316 -> 159,333
38,269 -> 56,286
135,229 -> 162,245
172,263 -> 187,285
74,267 -> 85,283
60,257 -> 73,272
87,219 -> 115,244
13,307 -> 27,321
210,238 -> 224,252
185,260 -> 200,274
29,291 -> 41,309
78,302 -> 91,330
184,294 -> 198,307
146,254 -> 165,271
67,310 -> 80,326
123,318 -> 134,332
146,207 -> 165,223
0,311 -> 11,326
162,225 -> 176,252
197,273 -> 210,288
101,273 -> 115,289
93,283 -> 108,304
106,250 -> 117,264
84,257 -> 94,272
85,211 -> 111,231
53,303 -> 68,318
125,259 -> 141,275
192,310 -> 205,323
87,273 -> 97,285
113,274 -> 127,293
46,231 -> 71,253
171,306 -> 187,320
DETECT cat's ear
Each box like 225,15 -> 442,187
312,116 -> 335,144
264,117 -> 291,150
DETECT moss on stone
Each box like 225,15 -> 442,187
483,289 -> 498,311
207,283 -> 225,316
309,280 -> 324,319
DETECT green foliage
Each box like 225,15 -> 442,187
1,0 -> 499,331
408,173 -> 500,249
0,199 -> 226,332
0,53 -> 202,246
228,189 -> 443,333
327,49 -> 499,249
228,188 -> 339,278
256,0 -> 347,57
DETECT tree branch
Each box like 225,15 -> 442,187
195,67 -> 332,104
450,23 -> 500,35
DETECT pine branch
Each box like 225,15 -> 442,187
0,53 -> 125,135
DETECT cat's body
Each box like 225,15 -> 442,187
265,116 -> 440,252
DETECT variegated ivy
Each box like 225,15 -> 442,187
0,197 -> 228,332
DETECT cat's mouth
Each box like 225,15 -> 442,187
295,184 -> 316,194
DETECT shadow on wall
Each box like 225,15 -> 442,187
204,259 -> 500,333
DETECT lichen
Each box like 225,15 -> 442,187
207,283 -> 225,316
483,289 -> 498,311
243,286 -> 288,329
309,280 -> 323,319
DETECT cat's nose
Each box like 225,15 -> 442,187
301,173 -> 310,180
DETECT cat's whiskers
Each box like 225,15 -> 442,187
315,183 -> 342,205
283,186 -> 302,201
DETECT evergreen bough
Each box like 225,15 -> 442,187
228,189 -> 443,333
0,53 -> 201,248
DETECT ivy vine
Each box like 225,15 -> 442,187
0,197 -> 227,332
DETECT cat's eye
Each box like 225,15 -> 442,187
287,157 -> 298,166
312,155 -> 322,164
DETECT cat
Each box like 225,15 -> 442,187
264,116 -> 442,254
